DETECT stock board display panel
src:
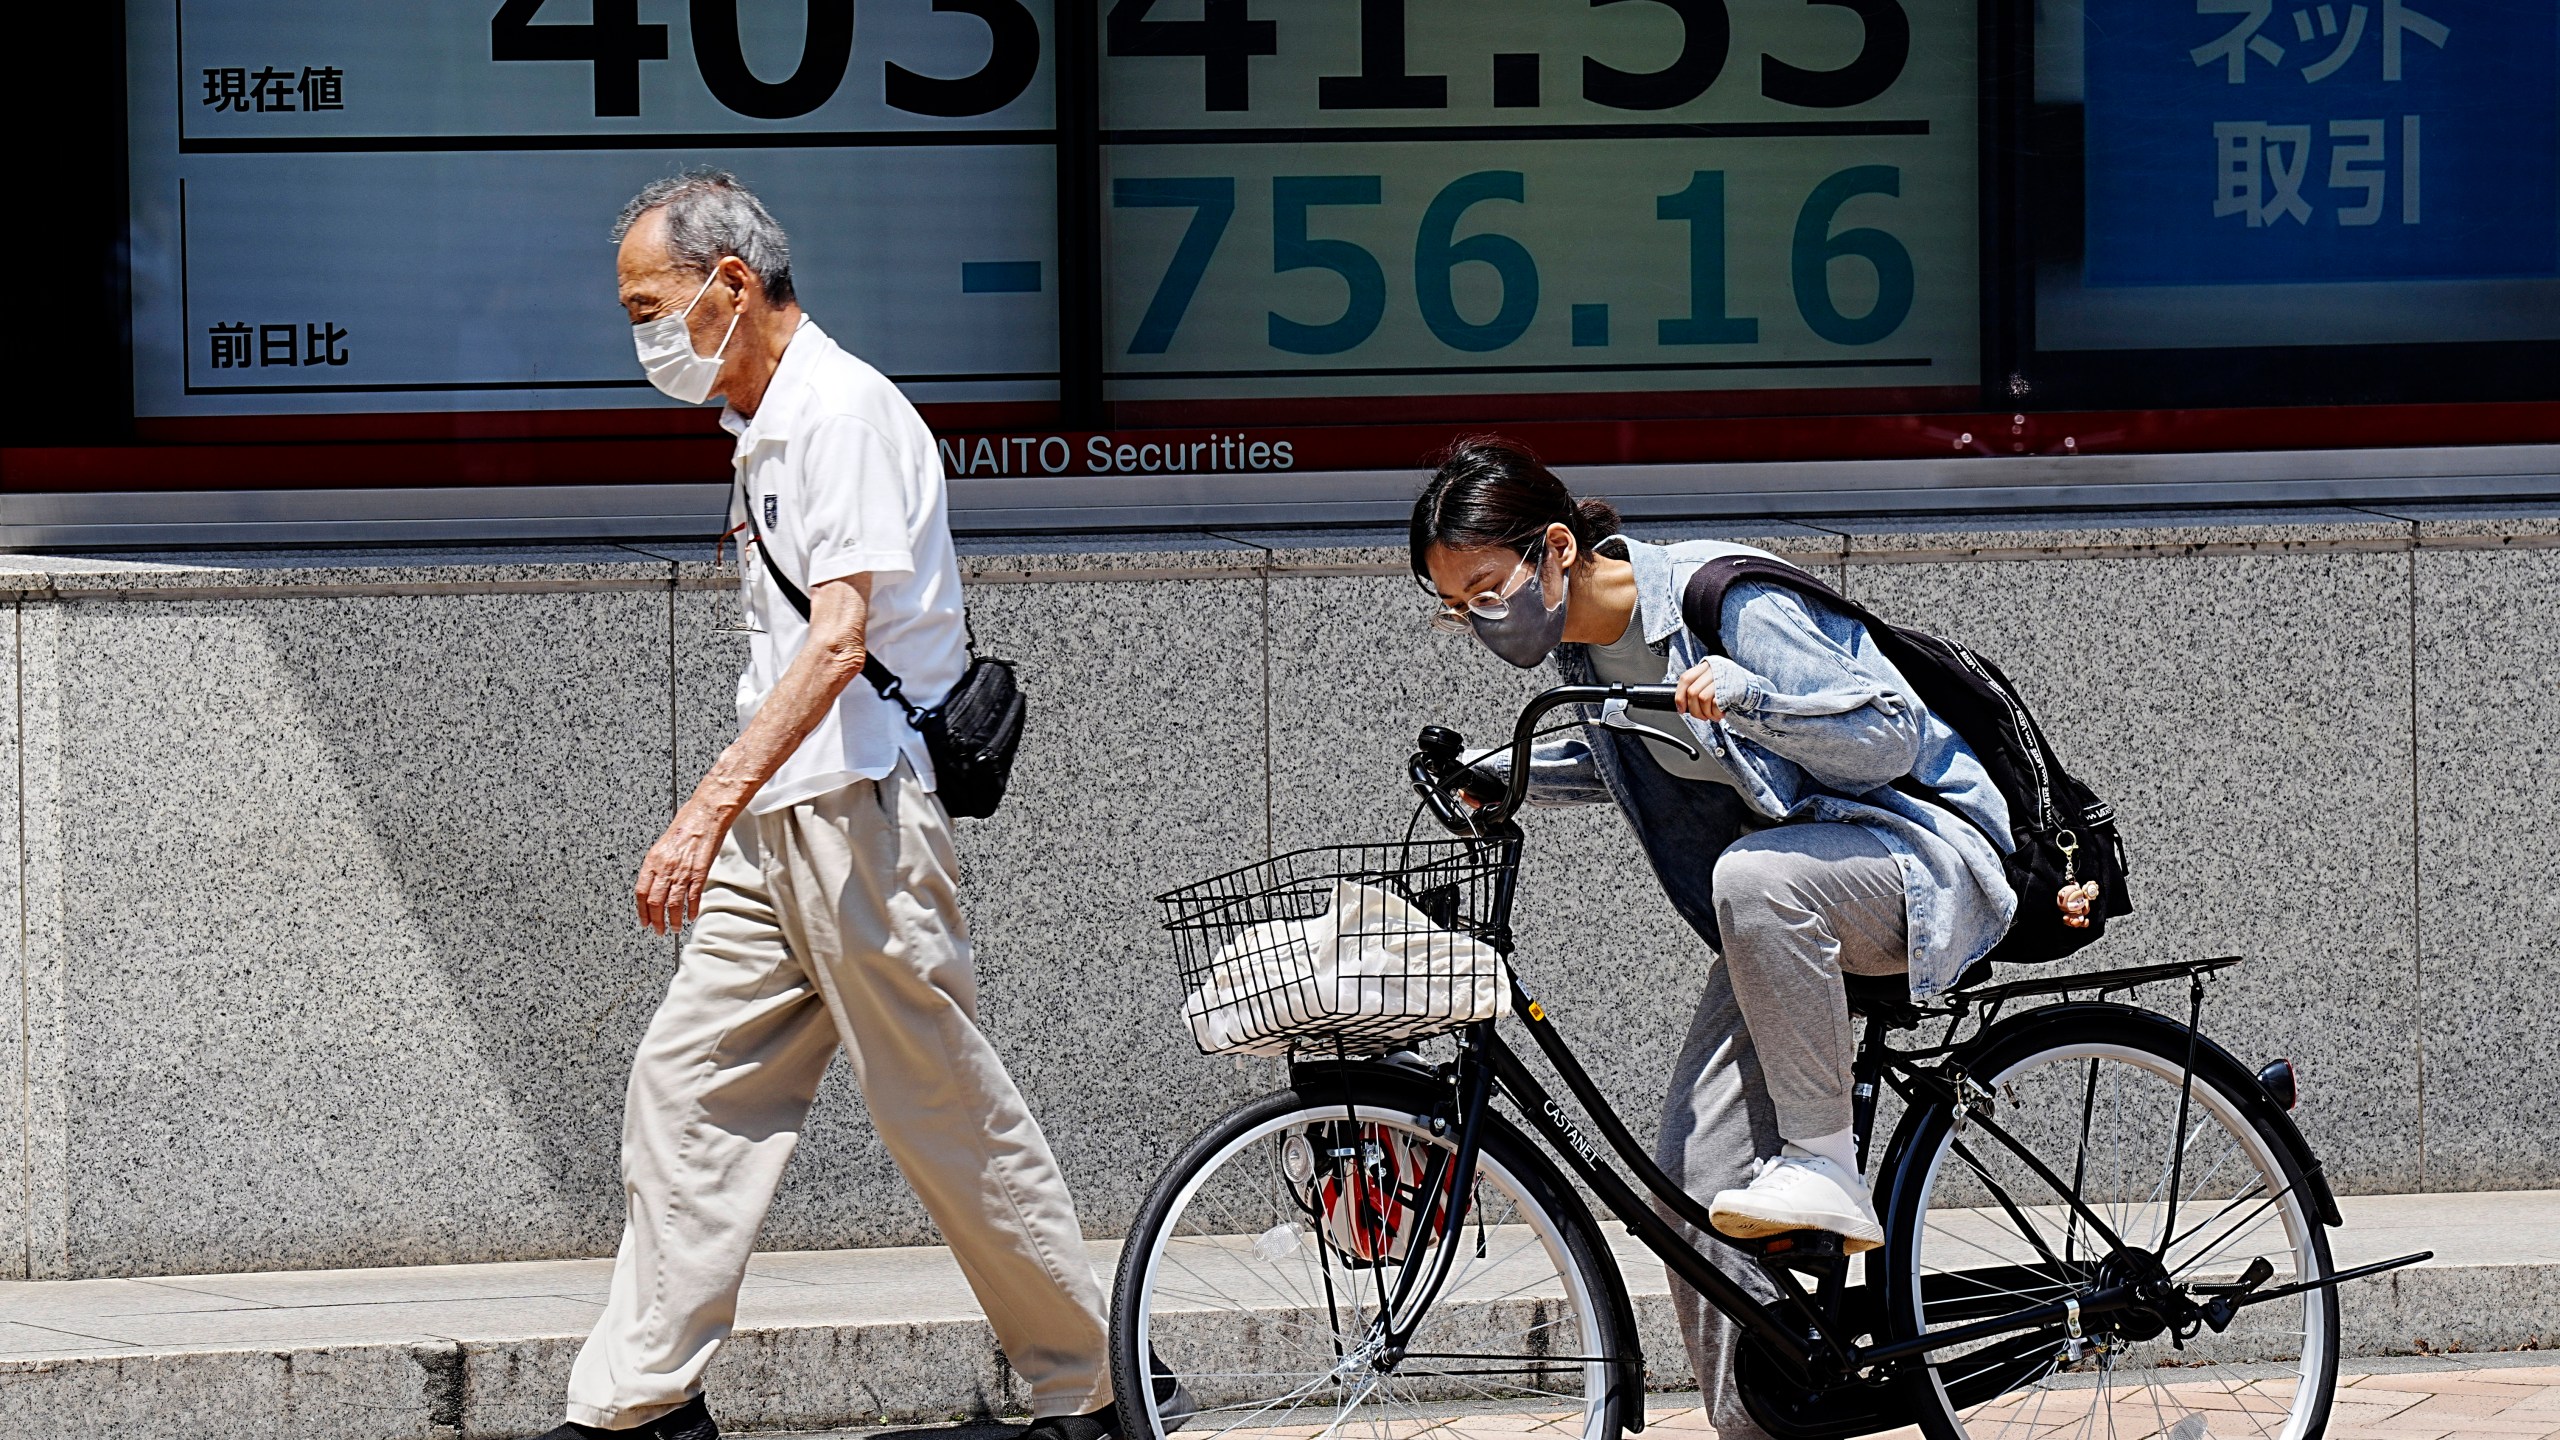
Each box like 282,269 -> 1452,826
125,0 -> 1979,429
1096,0 -> 1980,411
124,0 -> 1061,419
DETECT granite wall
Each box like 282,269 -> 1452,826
2,505 -> 2551,1280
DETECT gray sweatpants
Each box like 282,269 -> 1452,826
1655,823 -> 1908,1440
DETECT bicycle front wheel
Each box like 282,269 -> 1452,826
1110,1071 -> 1630,1440
1882,1005 -> 2339,1440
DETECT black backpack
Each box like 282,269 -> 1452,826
1680,556 -> 2131,968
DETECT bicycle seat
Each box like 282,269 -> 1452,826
1842,973 -> 1914,1017
1843,961 -> 1993,1018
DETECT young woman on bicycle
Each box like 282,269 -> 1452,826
1411,437 -> 2020,1439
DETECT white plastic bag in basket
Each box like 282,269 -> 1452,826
1183,880 -> 1511,1056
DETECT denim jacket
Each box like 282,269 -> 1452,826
1495,536 -> 2018,999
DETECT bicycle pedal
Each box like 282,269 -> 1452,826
1753,1231 -> 1845,1260
1751,1231 -> 1848,1277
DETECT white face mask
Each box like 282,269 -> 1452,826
632,269 -> 740,405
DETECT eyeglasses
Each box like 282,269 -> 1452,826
1427,543 -> 1545,635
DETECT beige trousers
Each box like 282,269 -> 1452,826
565,764 -> 1114,1428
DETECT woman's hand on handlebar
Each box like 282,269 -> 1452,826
1452,764 -> 1506,811
1671,659 -> 1727,723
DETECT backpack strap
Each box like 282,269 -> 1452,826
1679,554 -> 2004,840
737,481 -> 920,720
1678,554 -> 1893,657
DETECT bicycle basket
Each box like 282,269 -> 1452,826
1156,839 -> 1516,1056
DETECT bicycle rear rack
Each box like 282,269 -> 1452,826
1951,954 -> 2245,1022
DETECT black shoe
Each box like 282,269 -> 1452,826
1017,1407 -> 1115,1440
1016,1355 -> 1197,1440
1150,1356 -> 1198,1433
532,1395 -> 719,1440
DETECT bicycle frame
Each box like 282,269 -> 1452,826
1473,985 -> 2123,1387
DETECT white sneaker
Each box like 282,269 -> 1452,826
1709,1150 -> 1886,1254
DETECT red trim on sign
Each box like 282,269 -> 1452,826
1371,401 -> 2560,468
1104,384 -> 1979,429
7,400 -> 2560,494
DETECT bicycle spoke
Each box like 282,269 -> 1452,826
1160,1245 -> 1320,1315
1919,1213 -> 2084,1295
1950,1137 -> 2073,1271
1196,1370 -> 1344,1440
1907,1035 -> 2332,1440
2165,1182 -> 2295,1279
2170,1134 -> 2246,1219
1961,1106 -> 2135,1255
1413,1312 -> 1583,1351
1128,1100 -> 1610,1440
2139,1368 -> 2178,1440
2213,1366 -> 2287,1440
2138,1116 -> 2212,1216
2069,1056 -> 2101,1266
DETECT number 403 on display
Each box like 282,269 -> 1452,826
1113,166 -> 1917,357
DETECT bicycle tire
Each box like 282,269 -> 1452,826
1110,1067 -> 1634,1440
1878,1003 -> 2340,1440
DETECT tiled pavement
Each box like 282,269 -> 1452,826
781,1362 -> 2560,1440
2320,1363 -> 2560,1440
1644,1363 -> 2560,1440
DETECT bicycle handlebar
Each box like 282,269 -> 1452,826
1408,683 -> 1684,835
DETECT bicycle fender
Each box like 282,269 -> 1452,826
1887,1002 -> 2344,1231
1288,1058 -> 1650,1433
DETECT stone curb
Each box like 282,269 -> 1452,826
2,1261 -> 2548,1440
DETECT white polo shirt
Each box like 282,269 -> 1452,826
722,319 -> 966,814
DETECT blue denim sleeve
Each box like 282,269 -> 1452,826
1705,583 -> 1923,793
1469,732 -> 1613,808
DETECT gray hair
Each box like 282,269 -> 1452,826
612,169 -> 796,305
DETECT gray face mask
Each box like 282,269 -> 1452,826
1469,553 -> 1570,668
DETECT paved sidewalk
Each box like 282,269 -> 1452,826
1643,1359 -> 2560,1440
2321,1358 -> 2560,1439
0,1191 -> 2552,1438
763,1359 -> 2560,1440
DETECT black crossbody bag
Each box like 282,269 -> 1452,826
740,504 -> 1025,819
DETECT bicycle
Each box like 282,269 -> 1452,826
1111,683 -> 2427,1440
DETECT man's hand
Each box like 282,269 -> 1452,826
636,796 -> 740,934
1672,659 -> 1727,723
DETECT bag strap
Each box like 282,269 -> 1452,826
1680,554 -> 2014,845
736,482 -> 922,722
1678,554 -> 1894,659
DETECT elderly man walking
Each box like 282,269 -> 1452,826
539,171 -> 1115,1440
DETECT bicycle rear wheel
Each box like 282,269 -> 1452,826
1110,1072 -> 1630,1440
1881,1005 -> 2338,1440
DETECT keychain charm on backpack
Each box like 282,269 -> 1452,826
2055,830 -> 2097,930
